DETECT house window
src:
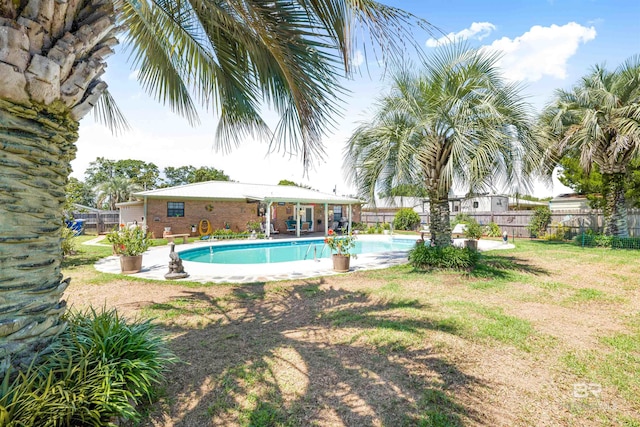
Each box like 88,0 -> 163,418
453,205 -> 459,212
333,206 -> 343,219
167,202 -> 184,217
473,201 -> 479,209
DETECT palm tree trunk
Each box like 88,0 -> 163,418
0,0 -> 117,371
602,173 -> 629,237
0,99 -> 78,370
428,190 -> 452,247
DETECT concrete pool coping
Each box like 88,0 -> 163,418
93,235 -> 515,284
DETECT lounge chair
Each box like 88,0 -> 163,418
286,220 -> 297,233
270,223 -> 280,234
301,222 -> 310,233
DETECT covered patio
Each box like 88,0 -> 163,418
127,181 -> 362,239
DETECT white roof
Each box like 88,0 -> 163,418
362,197 -> 425,210
133,181 -> 362,204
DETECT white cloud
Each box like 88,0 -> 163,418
353,50 -> 365,67
426,22 -> 496,47
485,22 -> 596,82
128,69 -> 140,81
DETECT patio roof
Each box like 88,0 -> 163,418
133,181 -> 362,205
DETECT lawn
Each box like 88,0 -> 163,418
62,238 -> 640,426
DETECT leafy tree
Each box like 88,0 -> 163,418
192,167 -> 230,183
65,178 -> 96,209
162,166 -> 197,187
345,44 -> 540,247
557,157 -> 640,209
539,56 -> 640,237
85,158 -> 160,190
277,179 -> 313,189
0,0 -> 428,367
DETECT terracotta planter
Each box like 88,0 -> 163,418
120,255 -> 143,274
332,254 -> 351,272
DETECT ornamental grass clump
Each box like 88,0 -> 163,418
0,307 -> 175,426
105,226 -> 151,256
325,229 -> 356,256
408,244 -> 479,270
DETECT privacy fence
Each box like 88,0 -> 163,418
361,209 -> 640,238
71,210 -> 119,234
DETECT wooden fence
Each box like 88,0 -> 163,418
72,210 -> 119,234
361,209 -> 640,237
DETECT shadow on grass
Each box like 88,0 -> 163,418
468,253 -> 549,280
61,246 -> 112,269
144,282 -> 489,426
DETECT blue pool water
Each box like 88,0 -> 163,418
179,238 -> 417,264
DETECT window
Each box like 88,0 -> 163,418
453,205 -> 459,212
167,202 -> 184,217
473,201 -> 479,209
333,206 -> 343,219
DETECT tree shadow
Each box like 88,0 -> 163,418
467,253 -> 550,280
139,282 -> 492,426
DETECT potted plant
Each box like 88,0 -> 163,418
325,229 -> 357,272
105,226 -> 151,274
463,219 -> 483,251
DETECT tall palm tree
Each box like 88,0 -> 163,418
0,0 -> 429,369
539,56 -> 640,237
95,176 -> 142,210
344,44 -> 540,247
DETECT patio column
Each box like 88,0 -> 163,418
296,202 -> 301,237
348,203 -> 353,235
324,203 -> 329,236
265,201 -> 272,238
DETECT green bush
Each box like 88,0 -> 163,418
0,307 -> 174,426
544,223 -> 570,241
453,213 -> 473,226
393,208 -> 421,231
575,232 -> 640,249
463,218 -> 483,240
351,222 -> 368,232
408,244 -> 479,270
61,226 -> 76,256
484,222 -> 502,237
527,206 -> 551,238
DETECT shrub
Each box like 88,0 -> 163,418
351,222 -> 368,232
106,226 -> 151,256
527,206 -> 551,238
463,218 -> 483,240
544,223 -> 570,241
484,222 -> 502,237
61,226 -> 76,256
453,213 -> 473,226
575,232 -> 640,249
408,244 -> 479,270
393,208 -> 421,231
0,307 -> 174,426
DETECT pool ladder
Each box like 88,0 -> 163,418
304,242 -> 328,261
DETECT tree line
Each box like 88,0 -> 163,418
66,158 -> 231,210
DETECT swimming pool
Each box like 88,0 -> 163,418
179,237 -> 417,264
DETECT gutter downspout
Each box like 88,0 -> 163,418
143,196 -> 148,235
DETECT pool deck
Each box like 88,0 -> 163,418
93,235 -> 515,284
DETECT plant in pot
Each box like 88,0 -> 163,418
463,219 -> 483,251
325,229 -> 356,272
105,226 -> 151,274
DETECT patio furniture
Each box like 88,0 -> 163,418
165,233 -> 189,244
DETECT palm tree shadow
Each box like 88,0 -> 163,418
141,281 -> 492,426
467,253 -> 550,279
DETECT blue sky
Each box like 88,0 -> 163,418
71,0 -> 640,197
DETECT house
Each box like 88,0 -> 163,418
507,197 -> 549,211
363,194 -> 509,216
549,193 -> 590,211
116,181 -> 362,238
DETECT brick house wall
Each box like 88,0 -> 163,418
145,199 -> 362,238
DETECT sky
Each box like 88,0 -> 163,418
70,0 -> 640,197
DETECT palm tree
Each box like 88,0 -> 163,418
539,56 -> 640,237
95,177 -> 142,210
344,44 -> 540,247
0,0 -> 429,369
